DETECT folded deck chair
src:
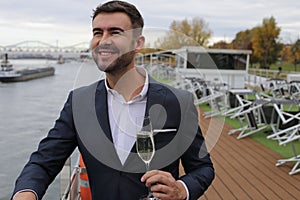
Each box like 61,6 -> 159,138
229,103 -> 268,139
227,91 -> 268,139
266,99 -> 300,175
289,81 -> 300,100
222,89 -> 254,118
193,80 -> 228,118
267,99 -> 299,142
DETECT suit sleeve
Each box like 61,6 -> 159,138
12,92 -> 78,200
179,93 -> 215,200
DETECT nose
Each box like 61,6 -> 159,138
98,32 -> 113,45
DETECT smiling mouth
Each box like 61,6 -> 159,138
98,50 -> 117,56
95,45 -> 119,56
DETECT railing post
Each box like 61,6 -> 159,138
60,157 -> 71,199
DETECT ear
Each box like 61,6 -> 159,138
135,35 -> 145,53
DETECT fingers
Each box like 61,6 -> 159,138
141,170 -> 174,187
151,182 -> 172,196
141,170 -> 187,200
152,181 -> 187,200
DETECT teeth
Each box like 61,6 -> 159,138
99,52 -> 113,56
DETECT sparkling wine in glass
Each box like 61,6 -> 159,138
136,116 -> 158,200
136,131 -> 155,170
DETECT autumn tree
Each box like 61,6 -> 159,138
209,40 -> 231,49
290,39 -> 300,71
231,29 -> 253,50
279,44 -> 292,62
155,17 -> 212,49
252,16 -> 281,69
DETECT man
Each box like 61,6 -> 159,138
12,1 -> 214,200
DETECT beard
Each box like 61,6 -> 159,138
92,44 -> 135,75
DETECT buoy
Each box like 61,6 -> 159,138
79,154 -> 92,200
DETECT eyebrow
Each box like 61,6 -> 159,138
92,27 -> 125,33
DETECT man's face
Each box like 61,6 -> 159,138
91,12 -> 136,74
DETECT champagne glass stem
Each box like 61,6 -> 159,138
145,162 -> 150,171
145,162 -> 153,198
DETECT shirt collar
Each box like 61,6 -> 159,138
104,66 -> 149,103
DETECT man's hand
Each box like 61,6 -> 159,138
141,170 -> 187,200
13,191 -> 36,200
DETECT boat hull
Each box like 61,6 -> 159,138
0,67 -> 55,82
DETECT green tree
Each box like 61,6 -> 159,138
155,17 -> 212,49
252,16 -> 281,69
290,39 -> 300,71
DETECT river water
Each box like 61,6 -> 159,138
0,59 -> 102,200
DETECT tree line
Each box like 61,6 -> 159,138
153,16 -> 300,71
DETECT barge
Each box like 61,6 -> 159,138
0,54 -> 55,82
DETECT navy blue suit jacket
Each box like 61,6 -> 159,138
12,77 -> 214,200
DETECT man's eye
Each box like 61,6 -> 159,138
93,32 -> 102,36
111,31 -> 122,36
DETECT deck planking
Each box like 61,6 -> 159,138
193,109 -> 300,200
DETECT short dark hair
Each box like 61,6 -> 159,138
92,1 -> 144,33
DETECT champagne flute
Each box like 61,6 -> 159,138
136,116 -> 158,200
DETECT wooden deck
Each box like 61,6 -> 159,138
196,109 -> 300,200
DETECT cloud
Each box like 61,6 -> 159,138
0,0 -> 299,46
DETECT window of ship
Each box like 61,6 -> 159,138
186,52 -> 248,70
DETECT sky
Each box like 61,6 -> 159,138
0,0 -> 299,48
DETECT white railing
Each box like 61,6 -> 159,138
248,68 -> 290,80
60,158 -> 81,200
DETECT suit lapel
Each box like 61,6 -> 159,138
95,80 -> 113,142
146,77 -> 168,130
95,81 -> 123,166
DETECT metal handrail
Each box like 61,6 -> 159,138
61,166 -> 81,200
61,157 -> 81,200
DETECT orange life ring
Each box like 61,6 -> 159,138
79,154 -> 92,200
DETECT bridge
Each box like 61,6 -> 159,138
0,40 -> 91,59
